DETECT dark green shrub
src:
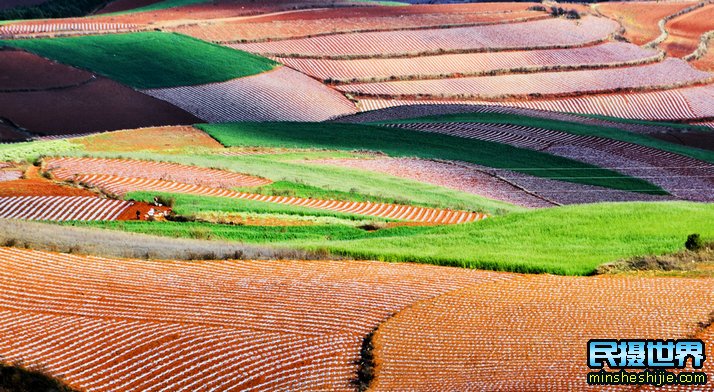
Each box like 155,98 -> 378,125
685,233 -> 704,251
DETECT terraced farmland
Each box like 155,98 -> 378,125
357,83 -> 714,121
597,1 -> 698,45
369,275 -> 714,390
337,58 -> 711,99
0,196 -> 132,221
277,42 -> 659,82
0,1 -> 713,390
0,22 -> 138,37
388,121 -> 714,201
142,67 -> 357,122
61,173 -> 487,224
175,7 -> 547,43
46,157 -> 272,189
231,16 -> 619,58
662,3 -> 714,58
0,247 -> 503,391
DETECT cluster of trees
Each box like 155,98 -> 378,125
528,5 -> 580,19
0,0 -> 108,21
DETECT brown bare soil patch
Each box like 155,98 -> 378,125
115,202 -> 171,221
0,77 -> 199,137
0,49 -> 93,91
370,275 -> 714,391
663,4 -> 714,57
0,178 -> 97,197
72,126 -> 223,153
597,1 -> 697,45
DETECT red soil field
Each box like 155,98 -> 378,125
640,324 -> 714,391
662,4 -> 714,58
0,166 -> 96,197
142,67 -> 357,122
370,274 -> 714,391
45,157 -> 272,189
71,126 -> 224,153
0,247 -> 504,391
277,42 -> 658,82
0,22 -> 138,37
231,16 -> 619,58
357,83 -> 714,121
597,1 -> 698,45
693,45 -> 714,71
0,179 -> 96,197
0,77 -> 200,137
86,0 -> 377,25
0,49 -> 93,91
174,9 -> 545,43
337,58 -> 711,99
58,173 -> 487,224
0,196 -> 133,221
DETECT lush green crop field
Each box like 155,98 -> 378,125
377,112 -> 714,164
71,149 -> 518,214
2,32 -> 277,89
126,191 -> 394,222
198,122 -> 666,194
0,140 -> 78,163
71,202 -> 714,276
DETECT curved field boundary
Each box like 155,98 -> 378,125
276,42 -> 661,83
0,196 -> 132,221
664,4 -> 714,58
356,83 -> 714,121
230,16 -> 619,59
71,174 -> 486,224
0,22 -> 138,37
0,246 -> 508,391
336,58 -> 712,101
595,1 -> 698,46
45,157 -> 272,189
645,0 -> 714,48
310,157 -> 676,207
176,10 -> 549,44
684,30 -> 714,62
368,274 -> 714,391
142,67 -> 357,122
389,122 -> 714,201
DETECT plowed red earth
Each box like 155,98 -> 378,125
0,247 -> 504,392
597,1 -> 697,45
0,78 -> 199,137
0,178 -> 97,197
72,126 -> 224,152
662,4 -> 714,58
370,275 -> 714,391
0,49 -> 93,91
174,6 -> 545,42
84,1 -> 366,25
